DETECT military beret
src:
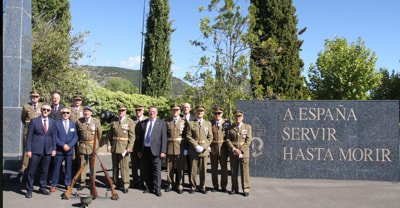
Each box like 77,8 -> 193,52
83,106 -> 93,112
73,95 -> 82,100
30,90 -> 40,96
135,104 -> 144,110
213,106 -> 223,113
233,109 -> 244,116
195,105 -> 205,111
171,104 -> 180,110
117,103 -> 127,110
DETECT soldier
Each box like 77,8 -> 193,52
69,95 -> 84,175
70,95 -> 84,123
165,104 -> 186,194
131,104 -> 147,189
186,105 -> 213,194
107,104 -> 135,193
49,92 -> 64,120
18,90 -> 43,181
76,106 -> 102,190
210,106 -> 230,193
225,110 -> 252,197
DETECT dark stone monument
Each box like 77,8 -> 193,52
236,100 -> 400,181
2,0 -> 32,170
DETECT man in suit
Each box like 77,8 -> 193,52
165,104 -> 187,194
137,106 -> 167,197
107,103 -> 135,193
18,90 -> 43,181
49,91 -> 64,121
76,106 -> 102,190
181,103 -> 195,185
186,105 -> 213,194
225,110 -> 253,197
24,103 -> 57,198
50,107 -> 78,192
131,104 -> 147,190
210,106 -> 230,193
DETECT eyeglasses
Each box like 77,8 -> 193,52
135,109 -> 143,111
41,109 -> 51,112
119,109 -> 126,112
31,96 -> 39,98
235,115 -> 243,117
62,112 -> 71,114
214,112 -> 222,115
74,99 -> 82,101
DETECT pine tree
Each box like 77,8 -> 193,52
249,0 -> 305,99
142,0 -> 173,97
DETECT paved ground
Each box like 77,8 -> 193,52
3,153 -> 400,208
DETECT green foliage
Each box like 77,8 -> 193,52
249,0 -> 306,99
185,0 -> 251,119
104,77 -> 137,94
142,0 -> 173,97
371,68 -> 400,100
308,37 -> 381,100
85,87 -> 170,120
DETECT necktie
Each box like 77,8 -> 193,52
174,118 -> 177,124
198,120 -> 202,126
64,120 -> 68,134
44,119 -> 47,133
54,106 -> 58,112
145,120 -> 153,144
33,104 -> 36,110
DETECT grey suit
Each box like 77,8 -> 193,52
138,118 -> 167,192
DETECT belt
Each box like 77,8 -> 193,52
168,137 -> 182,142
198,140 -> 206,145
212,141 -> 224,144
113,137 -> 129,141
80,140 -> 94,144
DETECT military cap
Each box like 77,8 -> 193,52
233,109 -> 244,116
171,104 -> 180,110
73,95 -> 82,100
195,105 -> 205,111
30,90 -> 40,96
135,104 -> 144,110
83,106 -> 93,112
213,106 -> 223,113
117,103 -> 127,110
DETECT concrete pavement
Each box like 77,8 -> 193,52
3,153 -> 400,208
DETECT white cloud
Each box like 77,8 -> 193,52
119,56 -> 142,69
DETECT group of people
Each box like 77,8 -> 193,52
19,90 -> 253,199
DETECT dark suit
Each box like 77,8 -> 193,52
49,104 -> 64,120
25,116 -> 57,193
50,119 -> 78,187
137,118 -> 167,192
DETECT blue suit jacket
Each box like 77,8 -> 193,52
55,119 -> 78,155
138,118 -> 167,156
26,116 -> 57,155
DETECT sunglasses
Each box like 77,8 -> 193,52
62,112 -> 71,114
41,108 -> 51,112
135,109 -> 143,111
31,96 -> 39,98
235,115 -> 243,117
214,112 -> 222,115
119,109 -> 126,112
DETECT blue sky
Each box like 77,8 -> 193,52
70,0 -> 400,80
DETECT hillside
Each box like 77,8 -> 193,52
83,65 -> 188,96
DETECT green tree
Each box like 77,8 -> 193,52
104,77 -> 137,94
249,0 -> 305,99
308,37 -> 381,100
371,68 -> 400,100
142,0 -> 173,97
185,0 -> 251,118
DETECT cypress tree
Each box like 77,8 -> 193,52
249,0 -> 305,99
142,0 -> 173,97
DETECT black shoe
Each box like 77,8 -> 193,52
165,186 -> 171,192
229,190 -> 238,195
189,189 -> 195,194
211,188 -> 218,192
220,188 -> 227,193
177,189 -> 183,194
39,188 -> 50,195
143,189 -> 149,193
25,192 -> 32,199
155,190 -> 162,197
243,192 -> 249,197
123,188 -> 129,193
